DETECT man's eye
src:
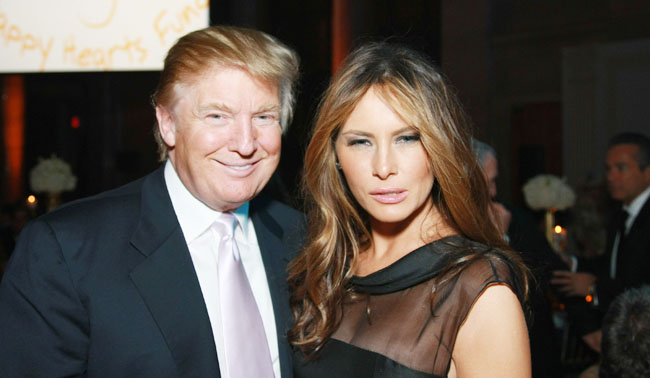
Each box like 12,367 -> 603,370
254,113 -> 279,125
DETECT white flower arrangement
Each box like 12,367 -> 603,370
29,154 -> 77,193
522,174 -> 576,211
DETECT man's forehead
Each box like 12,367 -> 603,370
174,65 -> 280,106
195,63 -> 277,87
607,144 -> 639,161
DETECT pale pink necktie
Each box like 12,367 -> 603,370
214,212 -> 274,378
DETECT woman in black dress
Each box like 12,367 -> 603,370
288,42 -> 531,377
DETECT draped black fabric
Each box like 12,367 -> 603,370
293,235 -> 522,378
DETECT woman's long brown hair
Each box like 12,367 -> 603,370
288,42 -> 529,357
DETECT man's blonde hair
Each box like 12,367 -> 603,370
151,25 -> 300,161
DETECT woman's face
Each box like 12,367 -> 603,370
335,87 -> 435,228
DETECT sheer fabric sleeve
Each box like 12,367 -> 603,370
330,250 -> 520,377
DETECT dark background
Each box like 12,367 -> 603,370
2,0 -> 650,212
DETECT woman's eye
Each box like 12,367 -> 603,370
397,134 -> 420,143
348,138 -> 370,146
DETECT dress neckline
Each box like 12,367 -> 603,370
350,234 -> 469,295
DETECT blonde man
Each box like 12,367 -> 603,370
0,26 -> 301,378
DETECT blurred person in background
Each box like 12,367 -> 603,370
552,132 -> 650,352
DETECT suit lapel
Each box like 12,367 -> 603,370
250,197 -> 295,378
129,167 -> 220,378
626,195 -> 650,239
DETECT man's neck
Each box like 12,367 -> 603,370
623,186 -> 650,217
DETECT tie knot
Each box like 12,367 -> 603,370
212,212 -> 236,238
618,209 -> 630,236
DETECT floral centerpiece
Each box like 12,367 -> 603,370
522,174 -> 576,250
29,154 -> 77,211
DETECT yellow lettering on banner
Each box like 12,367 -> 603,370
21,33 -> 36,52
0,13 -> 6,34
195,0 -> 209,9
7,25 -> 20,43
154,0 -> 209,45
62,34 -> 149,70
93,49 -> 107,68
1,12 -> 54,72
78,0 -> 118,29
63,35 -> 77,64
108,38 -> 145,68
180,5 -> 199,24
108,45 -> 127,66
39,38 -> 54,71
78,48 -> 93,67
154,10 -> 175,45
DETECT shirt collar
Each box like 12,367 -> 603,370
623,185 -> 650,219
164,160 -> 250,243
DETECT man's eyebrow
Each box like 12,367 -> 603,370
197,102 -> 233,113
255,104 -> 281,113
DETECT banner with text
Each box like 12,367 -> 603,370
0,0 -> 209,72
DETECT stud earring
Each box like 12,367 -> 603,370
335,162 -> 342,170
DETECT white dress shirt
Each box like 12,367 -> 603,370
164,161 -> 280,378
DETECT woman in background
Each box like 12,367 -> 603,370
288,42 -> 531,377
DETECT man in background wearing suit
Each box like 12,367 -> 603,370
0,25 -> 301,378
553,132 -> 650,352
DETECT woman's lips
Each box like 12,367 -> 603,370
370,189 -> 407,204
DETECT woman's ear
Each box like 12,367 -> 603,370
156,106 -> 176,147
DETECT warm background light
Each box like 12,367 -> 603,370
26,194 -> 38,210
70,116 -> 81,129
554,225 -> 563,234
3,75 -> 24,202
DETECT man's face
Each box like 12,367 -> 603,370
481,153 -> 498,199
606,144 -> 650,205
156,65 -> 282,211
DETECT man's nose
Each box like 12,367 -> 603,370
229,117 -> 257,156
606,169 -> 617,183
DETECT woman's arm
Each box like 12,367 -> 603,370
450,284 -> 531,378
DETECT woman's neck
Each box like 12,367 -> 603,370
354,204 -> 455,277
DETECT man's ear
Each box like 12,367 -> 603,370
156,106 -> 176,148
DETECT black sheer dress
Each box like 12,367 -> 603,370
293,235 -> 521,378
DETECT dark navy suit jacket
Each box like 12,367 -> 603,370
590,194 -> 650,308
0,166 -> 302,377
570,193 -> 650,335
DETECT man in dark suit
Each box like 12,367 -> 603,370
0,26 -> 301,378
552,132 -> 650,351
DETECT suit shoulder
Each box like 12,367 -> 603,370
252,195 -> 303,221
36,173 -> 153,233
52,177 -> 143,212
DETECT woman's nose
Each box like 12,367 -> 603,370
372,144 -> 397,179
